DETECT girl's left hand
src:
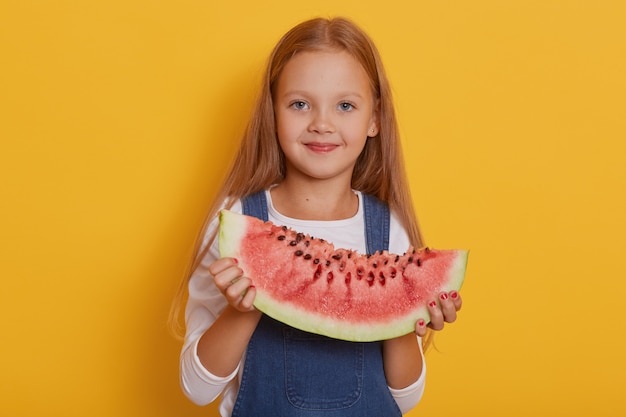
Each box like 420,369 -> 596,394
415,290 -> 462,337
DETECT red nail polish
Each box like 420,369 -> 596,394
417,319 -> 425,327
450,291 -> 458,299
232,258 -> 238,264
249,285 -> 255,289
440,293 -> 448,301
429,301 -> 437,307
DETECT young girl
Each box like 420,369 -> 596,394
171,17 -> 462,416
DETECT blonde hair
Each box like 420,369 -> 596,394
169,17 -> 431,347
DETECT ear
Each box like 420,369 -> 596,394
367,99 -> 380,138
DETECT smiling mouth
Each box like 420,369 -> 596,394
305,143 -> 339,153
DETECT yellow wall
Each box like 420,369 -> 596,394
1,1 -> 625,416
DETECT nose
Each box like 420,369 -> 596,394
308,108 -> 335,134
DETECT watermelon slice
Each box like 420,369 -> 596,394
218,210 -> 468,342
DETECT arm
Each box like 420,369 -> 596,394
196,258 -> 261,377
382,334 -> 424,390
180,200 -> 261,405
180,256 -> 261,405
382,290 -> 463,412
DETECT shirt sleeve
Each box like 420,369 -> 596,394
179,201 -> 243,405
387,336 -> 426,413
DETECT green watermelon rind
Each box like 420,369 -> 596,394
262,251 -> 466,341
255,252 -> 467,341
218,210 -> 245,259
218,209 -> 468,342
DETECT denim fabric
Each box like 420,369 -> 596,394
362,193 -> 390,256
233,191 -> 401,417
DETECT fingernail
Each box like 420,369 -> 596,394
232,258 -> 238,264
429,301 -> 437,307
249,285 -> 255,289
440,293 -> 448,301
450,291 -> 458,299
417,319 -> 425,327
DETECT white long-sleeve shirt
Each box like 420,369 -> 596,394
180,190 -> 426,416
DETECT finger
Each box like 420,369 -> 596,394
449,290 -> 463,311
227,278 -> 258,312
208,257 -> 239,277
238,285 -> 257,311
213,268 -> 244,292
415,318 -> 428,337
438,292 -> 457,323
212,265 -> 244,290
427,300 -> 444,330
224,276 -> 252,301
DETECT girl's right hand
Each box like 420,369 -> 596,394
208,257 -> 257,312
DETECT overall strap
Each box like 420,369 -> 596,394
362,193 -> 390,254
241,190 -> 269,221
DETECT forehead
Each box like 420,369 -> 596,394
276,50 -> 373,97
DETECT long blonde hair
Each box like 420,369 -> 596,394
169,17 -> 431,346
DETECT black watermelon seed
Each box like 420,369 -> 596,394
314,264 -> 322,279
294,250 -> 303,256
277,235 -> 286,241
304,254 -> 312,260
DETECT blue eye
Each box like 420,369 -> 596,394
338,102 -> 354,111
291,101 -> 308,110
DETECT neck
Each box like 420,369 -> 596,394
270,177 -> 358,221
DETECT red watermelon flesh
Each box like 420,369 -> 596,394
218,209 -> 468,342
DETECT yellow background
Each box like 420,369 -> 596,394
1,0 -> 625,416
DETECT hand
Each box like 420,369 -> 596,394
415,290 -> 462,337
208,257 -> 257,312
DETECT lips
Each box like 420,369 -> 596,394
305,142 -> 339,153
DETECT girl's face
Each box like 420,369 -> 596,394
273,50 -> 379,184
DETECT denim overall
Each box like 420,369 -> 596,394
232,191 -> 402,417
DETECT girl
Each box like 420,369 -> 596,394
171,17 -> 462,416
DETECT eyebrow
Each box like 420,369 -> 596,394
279,90 -> 366,100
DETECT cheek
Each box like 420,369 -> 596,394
275,114 -> 301,141
274,114 -> 287,139
275,121 -> 290,143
